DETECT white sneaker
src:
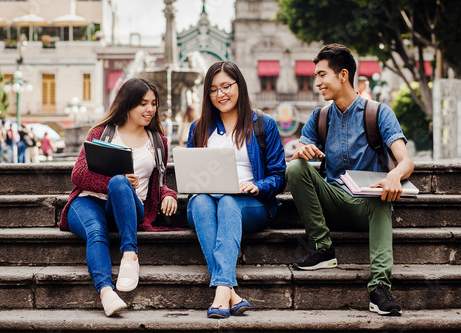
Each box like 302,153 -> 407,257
116,255 -> 140,292
100,289 -> 127,317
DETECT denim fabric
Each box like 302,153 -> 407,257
187,111 -> 286,208
187,194 -> 268,287
300,96 -> 407,183
67,175 -> 144,292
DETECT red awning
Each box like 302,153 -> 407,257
106,70 -> 123,91
295,60 -> 315,76
358,60 -> 381,77
257,60 -> 280,77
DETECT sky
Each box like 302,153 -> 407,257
103,0 -> 235,46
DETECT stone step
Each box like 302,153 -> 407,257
0,309 -> 460,333
1,194 -> 460,228
0,227 -> 459,266
1,264 -> 461,311
1,162 -> 460,195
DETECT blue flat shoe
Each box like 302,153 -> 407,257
207,307 -> 230,319
230,299 -> 253,316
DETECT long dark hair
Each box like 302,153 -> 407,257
194,61 -> 253,148
94,78 -> 163,134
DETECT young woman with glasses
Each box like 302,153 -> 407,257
186,61 -> 286,318
59,78 -> 177,317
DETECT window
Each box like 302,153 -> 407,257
83,73 -> 91,101
297,76 -> 313,92
42,74 -> 56,112
2,73 -> 13,84
260,77 -> 277,92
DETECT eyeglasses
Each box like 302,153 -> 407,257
209,81 -> 237,96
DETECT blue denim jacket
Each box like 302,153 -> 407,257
187,111 -> 286,217
300,96 -> 407,183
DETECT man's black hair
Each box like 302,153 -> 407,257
314,43 -> 356,87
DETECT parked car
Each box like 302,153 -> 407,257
26,123 -> 66,153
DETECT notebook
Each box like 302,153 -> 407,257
84,140 -> 133,177
340,170 -> 419,197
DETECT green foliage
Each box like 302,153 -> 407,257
278,0 -> 461,115
0,73 -> 9,120
392,83 -> 432,151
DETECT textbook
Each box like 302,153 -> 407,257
340,170 -> 419,197
84,140 -> 133,177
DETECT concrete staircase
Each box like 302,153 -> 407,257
0,162 -> 460,332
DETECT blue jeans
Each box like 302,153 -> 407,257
187,194 -> 268,287
67,175 -> 144,292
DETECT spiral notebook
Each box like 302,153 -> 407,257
84,139 -> 133,177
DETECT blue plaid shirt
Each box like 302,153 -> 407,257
300,96 -> 407,183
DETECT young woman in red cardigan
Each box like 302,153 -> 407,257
60,78 -> 177,316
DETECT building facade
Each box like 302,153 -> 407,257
0,0 -> 103,128
232,0 -> 385,127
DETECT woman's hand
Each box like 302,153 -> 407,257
161,196 -> 177,216
126,174 -> 139,188
240,182 -> 259,196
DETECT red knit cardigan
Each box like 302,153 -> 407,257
59,125 -> 177,232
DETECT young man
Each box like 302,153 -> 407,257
286,44 -> 414,316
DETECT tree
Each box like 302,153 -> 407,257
392,83 -> 432,151
278,0 -> 461,116
0,73 -> 9,120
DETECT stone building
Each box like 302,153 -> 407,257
232,0 -> 385,133
0,0 -> 103,128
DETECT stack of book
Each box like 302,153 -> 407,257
340,170 -> 419,197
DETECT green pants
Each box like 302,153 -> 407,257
286,159 -> 393,291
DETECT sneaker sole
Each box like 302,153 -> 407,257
295,258 -> 338,271
369,302 -> 402,316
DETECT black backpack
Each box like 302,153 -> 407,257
316,99 -> 395,174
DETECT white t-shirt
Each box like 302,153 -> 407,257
207,128 -> 254,183
80,128 -> 156,201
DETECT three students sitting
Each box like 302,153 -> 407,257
61,45 -> 412,318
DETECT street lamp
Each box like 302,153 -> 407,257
3,34 -> 31,124
64,97 -> 88,125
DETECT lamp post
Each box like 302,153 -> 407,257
3,34 -> 32,125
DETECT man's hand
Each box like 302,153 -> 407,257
240,182 -> 259,196
370,172 -> 403,202
126,174 -> 139,188
161,196 -> 177,216
291,143 -> 325,161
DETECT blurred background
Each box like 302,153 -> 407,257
0,0 -> 459,163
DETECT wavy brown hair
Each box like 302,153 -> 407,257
94,78 -> 163,134
194,61 -> 253,148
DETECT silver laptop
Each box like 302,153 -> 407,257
173,147 -> 240,194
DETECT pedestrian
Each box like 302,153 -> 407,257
40,132 -> 54,161
5,124 -> 15,163
187,61 -> 286,319
286,44 -> 414,316
59,78 -> 178,317
177,105 -> 198,146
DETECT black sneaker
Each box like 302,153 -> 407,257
293,246 -> 337,270
369,283 -> 402,316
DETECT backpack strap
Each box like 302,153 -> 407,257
317,105 -> 330,148
316,105 -> 330,176
147,130 -> 166,187
363,100 -> 396,171
363,100 -> 381,151
254,109 -> 266,161
100,124 -> 115,142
